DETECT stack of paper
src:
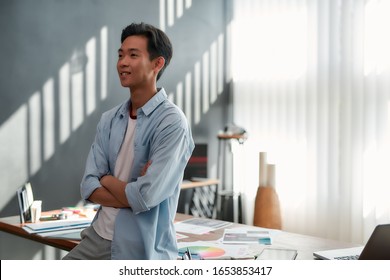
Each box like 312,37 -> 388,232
175,218 -> 231,235
23,217 -> 93,240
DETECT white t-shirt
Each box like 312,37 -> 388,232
93,116 -> 136,240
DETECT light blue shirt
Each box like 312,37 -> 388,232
80,88 -> 194,259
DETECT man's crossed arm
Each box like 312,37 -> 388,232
88,161 -> 151,208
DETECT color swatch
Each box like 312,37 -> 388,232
178,245 -> 225,259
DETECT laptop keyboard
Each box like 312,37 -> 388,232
334,255 -> 360,260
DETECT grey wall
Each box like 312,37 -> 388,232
0,0 -> 232,259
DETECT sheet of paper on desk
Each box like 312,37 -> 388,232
175,218 -> 231,235
222,228 -> 272,244
176,232 -> 188,240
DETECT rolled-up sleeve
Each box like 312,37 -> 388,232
80,115 -> 111,200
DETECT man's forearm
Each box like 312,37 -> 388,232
97,162 -> 150,208
100,175 -> 130,207
89,187 -> 128,208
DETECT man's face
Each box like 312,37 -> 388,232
117,35 -> 156,89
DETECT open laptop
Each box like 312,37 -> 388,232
313,224 -> 390,260
16,182 -> 34,223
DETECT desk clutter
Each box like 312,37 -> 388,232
21,206 -> 97,240
21,205 -> 96,239
174,217 -> 293,260
16,182 -> 97,240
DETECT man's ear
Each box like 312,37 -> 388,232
154,56 -> 165,73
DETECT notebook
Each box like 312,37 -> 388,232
313,224 -> 390,260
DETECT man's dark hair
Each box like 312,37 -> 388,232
121,22 -> 173,81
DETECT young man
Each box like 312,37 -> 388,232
63,22 -> 194,260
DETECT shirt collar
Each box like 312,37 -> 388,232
140,88 -> 167,116
117,88 -> 167,119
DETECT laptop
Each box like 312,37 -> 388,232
16,182 -> 34,223
313,224 -> 390,260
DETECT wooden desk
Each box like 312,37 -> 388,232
0,214 -> 79,252
0,212 -> 357,259
181,178 -> 219,190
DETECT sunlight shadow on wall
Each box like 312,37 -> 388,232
86,37 -> 97,116
70,49 -> 85,132
185,72 -> 192,126
100,27 -> 108,101
167,33 -> 225,128
194,62 -> 201,125
160,0 -> 193,31
59,63 -> 71,144
29,92 -> 42,174
0,26 -> 108,211
160,0 -> 227,127
0,105 -> 28,210
43,78 -> 55,161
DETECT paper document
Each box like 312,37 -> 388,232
175,218 -> 231,235
176,232 -> 188,240
222,228 -> 272,244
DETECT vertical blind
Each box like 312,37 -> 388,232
231,0 -> 390,244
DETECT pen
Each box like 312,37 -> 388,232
181,247 -> 201,260
186,247 -> 192,260
182,247 -> 194,260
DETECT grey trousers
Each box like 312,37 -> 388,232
62,226 -> 111,260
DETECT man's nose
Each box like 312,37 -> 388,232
118,56 -> 129,67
